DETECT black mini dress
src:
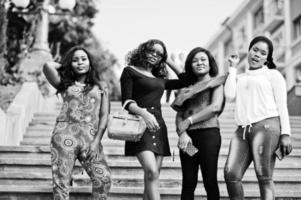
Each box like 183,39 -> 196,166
120,66 -> 186,156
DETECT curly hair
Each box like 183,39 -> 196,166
126,39 -> 168,78
184,47 -> 219,85
56,46 -> 101,93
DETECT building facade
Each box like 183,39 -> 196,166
205,0 -> 301,90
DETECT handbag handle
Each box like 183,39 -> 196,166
122,99 -> 136,111
120,100 -> 140,122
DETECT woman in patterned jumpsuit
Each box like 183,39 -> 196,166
43,46 -> 111,200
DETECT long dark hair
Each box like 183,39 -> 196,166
248,36 -> 276,69
126,39 -> 168,78
56,46 -> 100,93
184,47 -> 219,85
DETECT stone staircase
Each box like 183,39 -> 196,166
0,101 -> 301,199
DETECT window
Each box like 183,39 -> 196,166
293,15 -> 301,40
254,6 -> 264,29
271,26 -> 285,60
296,66 -> 301,83
272,0 -> 284,15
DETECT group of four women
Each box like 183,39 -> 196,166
43,35 -> 292,200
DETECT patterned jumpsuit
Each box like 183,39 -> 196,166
50,84 -> 111,200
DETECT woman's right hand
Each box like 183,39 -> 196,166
228,51 -> 240,68
178,132 -> 192,151
141,110 -> 160,132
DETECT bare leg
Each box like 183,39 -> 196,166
142,156 -> 163,200
137,151 -> 163,200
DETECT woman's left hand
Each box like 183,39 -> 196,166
178,119 -> 190,134
279,134 -> 293,157
86,140 -> 102,162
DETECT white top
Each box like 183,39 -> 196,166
224,66 -> 291,135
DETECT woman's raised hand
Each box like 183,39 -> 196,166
228,51 -> 240,68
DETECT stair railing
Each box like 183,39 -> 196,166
0,82 -> 50,145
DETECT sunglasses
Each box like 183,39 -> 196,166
147,49 -> 164,58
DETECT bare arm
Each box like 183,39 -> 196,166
95,81 -> 110,141
177,85 -> 224,133
127,102 -> 160,131
189,85 -> 224,123
176,110 -> 192,151
166,57 -> 183,75
42,61 -> 61,89
175,110 -> 185,136
85,82 -> 109,162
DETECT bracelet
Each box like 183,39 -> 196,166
187,117 -> 193,125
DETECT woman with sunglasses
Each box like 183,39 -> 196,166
120,39 -> 187,200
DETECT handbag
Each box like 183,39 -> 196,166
107,100 -> 146,142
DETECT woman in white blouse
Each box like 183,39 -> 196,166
224,36 -> 292,199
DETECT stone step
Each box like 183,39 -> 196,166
23,119 -> 301,133
1,170 -> 301,191
23,126 -> 301,142
7,100 -> 301,199
35,105 -> 234,113
0,185 -> 301,199
29,118 -> 300,131
1,152 -> 301,168
28,118 -> 244,126
21,130 -> 247,140
1,166 -> 299,188
29,114 -> 301,130
20,136 -> 301,148
32,111 -> 301,120
2,146 -> 301,164
1,157 -> 300,175
39,100 -> 300,112
29,116 -> 240,124
25,123 -> 240,131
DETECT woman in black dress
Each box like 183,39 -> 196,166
120,39 -> 186,200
